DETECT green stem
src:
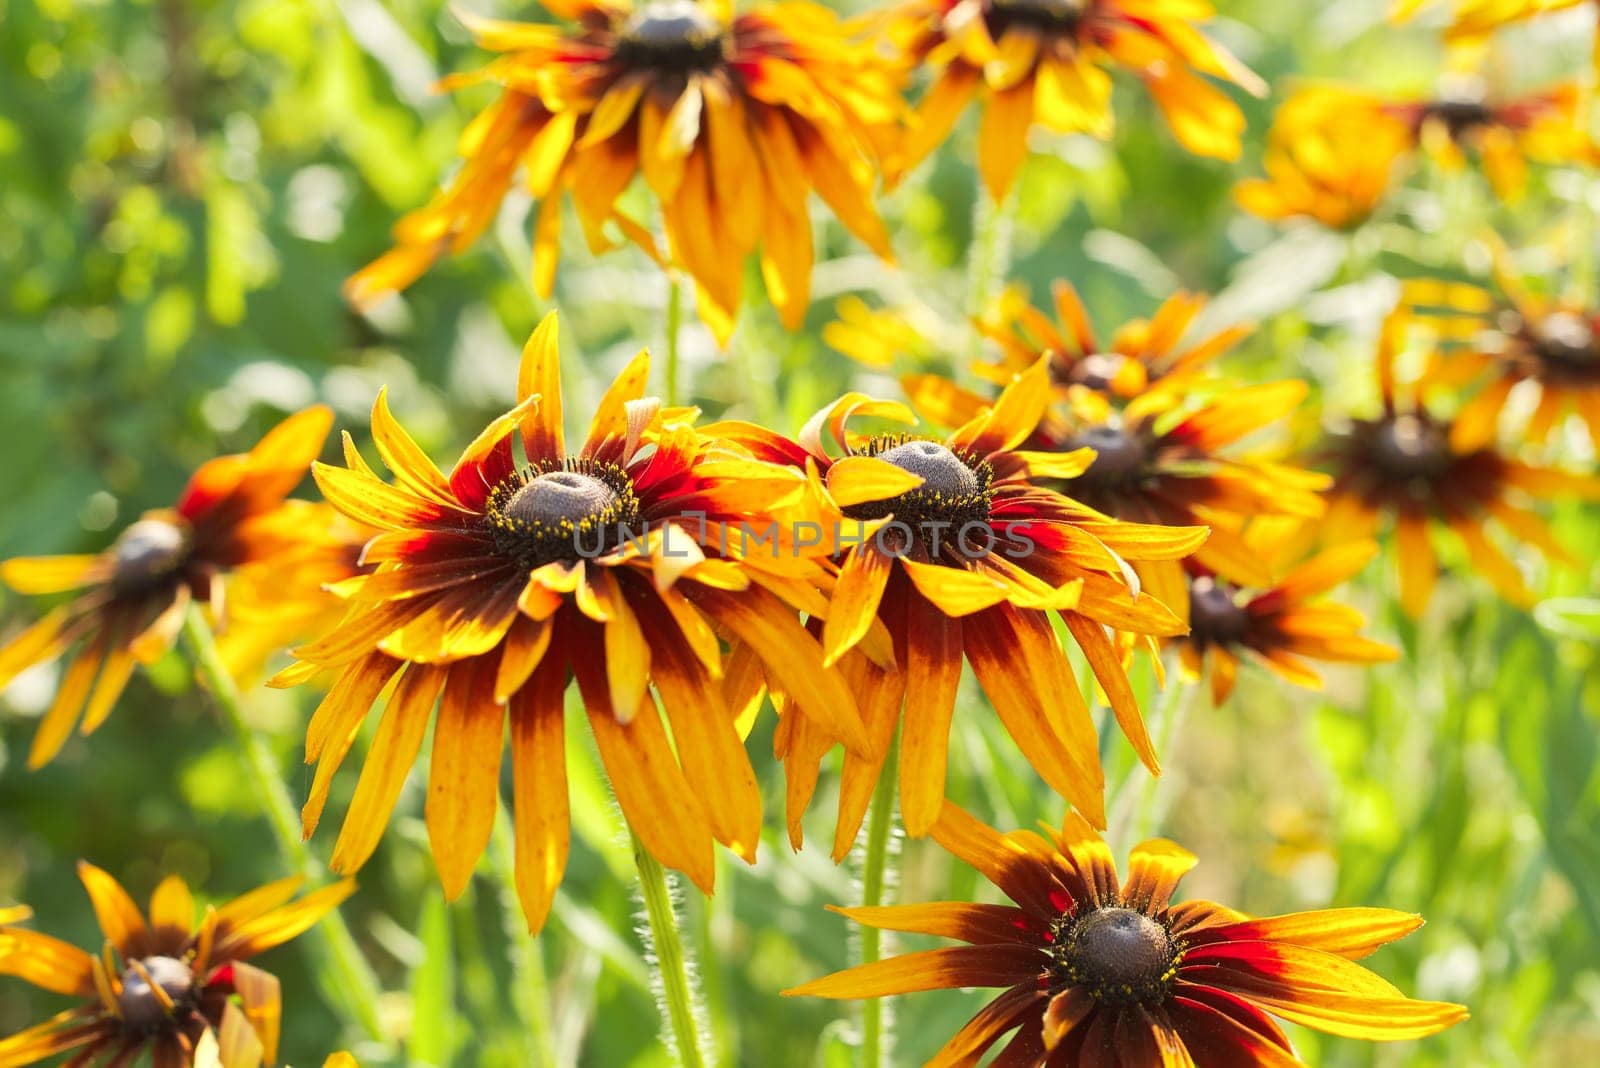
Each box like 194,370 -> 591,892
633,833 -> 709,1068
665,274 -> 684,408
859,731 -> 901,1068
1128,682 -> 1195,845
491,812 -> 556,1068
966,187 -> 1016,360
180,604 -> 389,1046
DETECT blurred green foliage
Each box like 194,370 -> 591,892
2,0 -> 1599,1065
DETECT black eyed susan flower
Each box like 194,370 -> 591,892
0,863 -> 352,1067
1234,87 -> 1410,231
905,368 -> 1328,619
346,0 -> 899,343
287,312 -> 870,932
966,283 -> 1253,400
1175,525 -> 1398,705
1319,315 -> 1600,617
1403,267 -> 1600,449
709,359 -> 1206,856
0,407 -> 334,769
882,0 -> 1266,199
786,801 -> 1468,1066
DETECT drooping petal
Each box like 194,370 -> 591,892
426,657 -> 506,900
784,944 -> 1047,999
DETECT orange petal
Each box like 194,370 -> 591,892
426,658 -> 505,900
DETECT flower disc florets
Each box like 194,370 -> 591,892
1049,905 -> 1180,1006
988,0 -> 1087,34
115,955 -> 195,1031
1365,414 -> 1454,482
1068,424 -> 1150,487
1187,576 -> 1249,647
109,518 -> 192,595
843,436 -> 994,555
616,0 -> 727,71
486,459 -> 641,568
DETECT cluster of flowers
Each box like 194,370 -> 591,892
4,0 -> 1597,1064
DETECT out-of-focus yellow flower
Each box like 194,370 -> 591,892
347,0 -> 900,344
1234,87 -> 1410,230
881,0 -> 1265,200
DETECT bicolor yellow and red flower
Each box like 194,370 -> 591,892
882,0 -> 1265,199
1176,523 -> 1397,704
346,0 -> 898,343
787,801 -> 1468,1066
905,367 -> 1328,619
285,312 -> 871,932
0,407 -> 334,769
1317,314 -> 1600,616
1403,267 -> 1600,449
711,359 -> 1206,856
0,863 -> 352,1068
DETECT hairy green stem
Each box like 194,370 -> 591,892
179,604 -> 389,1045
859,731 -> 901,1068
491,812 -> 556,1068
633,833 -> 710,1068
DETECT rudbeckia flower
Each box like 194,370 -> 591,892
1379,78 -> 1596,201
1318,315 -> 1600,616
1234,87 -> 1409,231
904,369 -> 1328,618
286,312 -> 870,932
710,358 -> 1206,854
0,863 -> 353,1067
0,407 -> 334,769
1403,268 -> 1600,448
882,0 -> 1266,199
346,0 -> 899,343
786,801 -> 1469,1066
1175,527 -> 1398,705
968,282 -> 1252,400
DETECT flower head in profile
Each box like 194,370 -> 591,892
1175,524 -> 1398,704
968,282 -> 1252,401
1235,87 -> 1410,231
0,863 -> 353,1067
0,407 -> 334,769
907,367 -> 1328,618
1318,315 -> 1600,616
288,312 -> 870,932
882,0 -> 1265,198
712,359 -> 1206,855
787,801 -> 1468,1066
1379,77 -> 1596,201
1403,264 -> 1600,449
346,0 -> 898,343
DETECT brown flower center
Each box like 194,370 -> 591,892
842,437 -> 994,558
110,518 -> 191,595
486,461 -> 640,568
1067,424 -> 1148,487
1186,577 -> 1249,647
1421,97 -> 1495,141
616,1 -> 726,70
1057,353 -> 1133,392
1051,906 -> 1178,1004
989,0 -> 1087,29
1532,311 -> 1598,375
1367,414 -> 1453,481
116,955 -> 194,1031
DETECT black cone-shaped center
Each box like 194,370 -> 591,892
617,1 -> 725,68
1422,97 -> 1495,140
110,519 -> 190,595
117,955 -> 194,1030
1065,907 -> 1173,990
1369,414 -> 1453,480
505,471 -> 620,528
876,440 -> 981,498
1060,353 -> 1132,392
1535,311 -> 1597,369
1187,577 -> 1249,646
1071,424 -> 1147,485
